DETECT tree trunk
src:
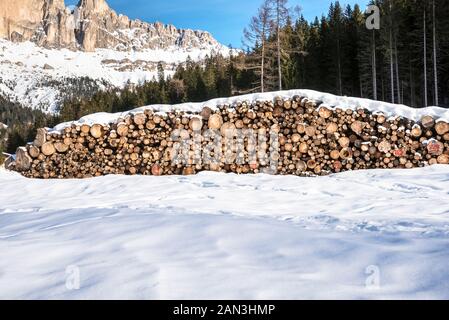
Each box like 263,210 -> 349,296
394,36 -> 401,104
389,28 -> 395,103
261,37 -> 265,93
389,1 -> 395,103
372,30 -> 377,100
276,1 -> 282,91
337,37 -> 342,96
409,57 -> 415,107
423,8 -> 428,107
432,0 -> 439,105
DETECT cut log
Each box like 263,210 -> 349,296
338,137 -> 350,148
151,164 -> 162,176
296,160 -> 307,172
378,141 -> 392,153
305,126 -> 316,137
15,147 -> 32,171
421,115 -> 435,129
27,145 -> 40,158
90,124 -> 104,139
296,124 -> 306,134
307,159 -> 317,169
63,137 -> 72,146
221,122 -> 237,138
81,124 -> 90,134
392,148 -> 406,157
318,106 -> 332,119
333,161 -> 342,171
437,154 -> 449,164
133,113 -> 146,126
298,142 -> 308,154
33,128 -> 47,147
54,142 -> 69,153
4,155 -> 15,170
189,117 -> 203,131
435,122 -> 449,135
339,148 -> 352,159
201,107 -> 213,120
351,121 -> 365,135
330,150 -> 340,160
183,167 -> 195,175
326,123 -> 338,134
426,140 -> 444,156
291,133 -> 301,143
208,114 -> 223,130
145,121 -> 156,130
411,125 -> 422,138
41,142 -> 56,156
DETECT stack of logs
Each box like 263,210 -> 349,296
7,95 -> 449,179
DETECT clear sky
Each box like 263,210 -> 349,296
67,0 -> 368,48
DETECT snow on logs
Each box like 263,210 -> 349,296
8,95 -> 449,179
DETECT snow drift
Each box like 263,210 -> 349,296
1,165 -> 449,299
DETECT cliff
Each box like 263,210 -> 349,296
0,0 -> 224,52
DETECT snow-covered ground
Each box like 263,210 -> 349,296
1,165 -> 449,299
0,39 -> 233,112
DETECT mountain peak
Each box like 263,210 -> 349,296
77,0 -> 110,14
0,0 -> 226,52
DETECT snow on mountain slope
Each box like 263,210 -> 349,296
1,165 -> 449,299
0,38 -> 232,113
0,0 -> 235,113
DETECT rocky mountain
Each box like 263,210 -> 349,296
0,0 -> 225,52
0,0 -> 233,113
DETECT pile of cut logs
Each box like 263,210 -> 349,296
7,96 -> 449,179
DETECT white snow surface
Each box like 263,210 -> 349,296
1,165 -> 449,299
0,39 -> 233,113
51,89 -> 449,132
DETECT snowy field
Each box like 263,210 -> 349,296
1,166 -> 449,299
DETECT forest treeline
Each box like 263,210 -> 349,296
243,0 -> 449,108
58,0 -> 449,110
1,0 -> 449,160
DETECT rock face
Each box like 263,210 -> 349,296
0,0 -> 224,52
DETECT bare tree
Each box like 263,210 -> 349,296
243,0 -> 273,93
388,0 -> 395,103
268,0 -> 290,91
372,29 -> 378,100
394,35 -> 401,104
423,6 -> 428,107
432,0 -> 439,105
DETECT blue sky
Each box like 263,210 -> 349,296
67,0 -> 368,48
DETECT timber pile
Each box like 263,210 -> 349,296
7,95 -> 449,179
